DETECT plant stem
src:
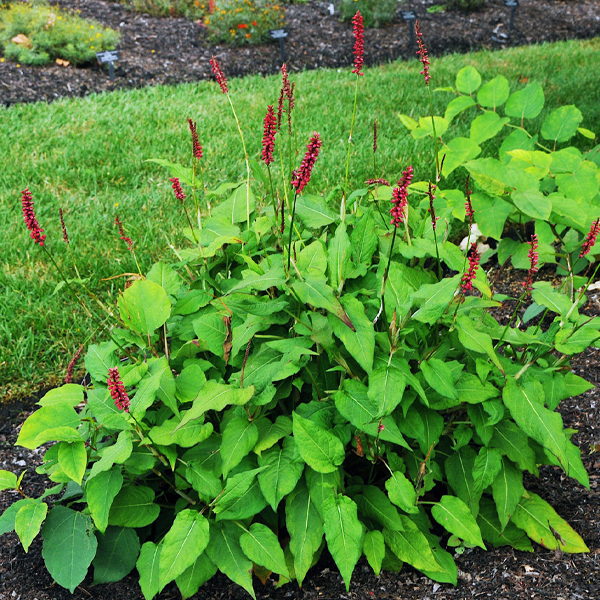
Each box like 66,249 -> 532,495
373,226 -> 398,325
426,85 -> 440,181
342,74 -> 360,222
287,190 -> 298,271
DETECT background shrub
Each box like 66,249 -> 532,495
339,0 -> 396,28
0,1 -> 120,65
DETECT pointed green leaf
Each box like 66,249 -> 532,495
505,82 -> 545,120
0,470 -> 18,491
186,462 -> 222,502
37,384 -> 85,407
470,111 -> 509,145
293,412 -> 344,473
213,467 -> 264,515
541,105 -> 583,143
328,222 -> 352,290
363,530 -> 385,577
42,506 -> 98,593
385,471 -> 418,514
16,403 -> 81,449
351,209 -> 378,265
93,526 -> 140,584
356,485 -> 404,531
292,277 -> 354,330
470,192 -> 512,240
421,358 -> 457,400
86,469 -> 123,534
367,364 -> 406,417
294,194 -> 337,228
455,315 -> 504,374
89,430 -> 133,481
57,441 -> 87,485
176,552 -> 217,600
492,457 -> 524,530
432,496 -> 485,549
221,418 -> 259,478
15,501 -> 47,552
305,468 -> 340,517
240,523 -> 289,577
108,485 -> 160,528
258,440 -> 304,512
130,369 -> 165,419
472,447 -> 503,494
411,276 -> 461,324
477,497 -> 533,552
137,542 -> 161,600
477,75 -> 510,109
117,279 -> 171,338
445,95 -> 476,122
456,66 -> 481,94
445,446 -> 480,516
253,416 -> 293,455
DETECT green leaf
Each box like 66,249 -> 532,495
220,418 -> 259,478
93,526 -> 140,584
412,116 -> 449,139
86,469 -> 123,534
176,553 -> 217,600
37,384 -> 85,407
328,222 -> 352,290
85,342 -> 119,382
455,315 -> 504,374
472,447 -> 502,494
411,275 -> 461,324
88,430 -> 133,481
531,281 -> 573,316
147,158 -> 195,186
541,105 -> 583,143
432,496 -> 485,548
16,403 -> 81,449
578,127 -> 596,139
186,461 -> 222,502
258,440 -> 304,512
292,412 -> 344,473
297,240 -> 328,276
444,95 -> 476,122
254,416 -> 292,455
383,516 -> 443,573
295,194 -> 337,228
445,447 -> 480,516
57,441 -> 87,485
173,289 -> 212,316
492,457 -> 524,530
117,280 -> 171,338
385,471 -> 418,514
565,372 -> 594,397
0,469 -> 17,491
351,209 -> 378,265
356,485 -> 404,531
367,364 -> 406,417
306,468 -> 340,517
512,492 -> 589,552
556,161 -> 599,203
213,467 -> 264,515
146,261 -> 181,296
150,415 -> 213,449
490,419 -> 538,475
42,506 -> 98,593
505,82 -> 545,120
470,192 -> 511,239
0,499 -> 36,536
398,113 -> 418,130
206,521 -> 256,600
477,75 -> 510,109
15,501 -> 47,552
322,494 -> 364,592
136,542 -> 161,600
211,183 -> 255,224
421,358 -> 457,399
456,373 -> 499,405
512,190 -> 552,220
363,530 -> 385,577
335,379 -> 378,429
159,509 -> 210,589
292,277 -> 354,330
470,111 -> 509,145
455,66 -> 482,94
240,523 -> 289,577
286,481 -> 324,586
108,485 -> 160,528
477,497 -> 533,552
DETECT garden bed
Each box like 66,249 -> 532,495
1,0 -> 600,106
1,266 -> 599,600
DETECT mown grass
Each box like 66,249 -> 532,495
1,38 -> 599,401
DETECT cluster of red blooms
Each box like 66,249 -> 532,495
461,242 -> 480,293
210,56 -> 228,94
390,166 -> 413,228
365,178 -> 390,186
291,132 -> 322,193
465,175 -> 474,224
59,207 -> 69,244
580,218 -> 600,257
415,21 -> 431,85
428,182 -> 439,230
522,234 -> 539,292
187,118 -> 203,159
64,344 -> 84,384
21,188 -> 46,246
277,64 -> 294,134
107,367 -> 130,412
115,215 -> 133,251
170,177 -> 186,203
261,105 -> 277,166
351,11 -> 364,76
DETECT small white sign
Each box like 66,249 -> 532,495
329,3 -> 334,15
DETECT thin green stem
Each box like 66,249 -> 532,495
342,75 -> 360,222
287,190 -> 299,271
426,85 -> 440,181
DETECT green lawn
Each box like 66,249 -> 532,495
2,38 -> 599,400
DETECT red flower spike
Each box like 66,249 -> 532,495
390,166 -> 413,228
261,105 -> 277,166
115,214 -> 134,252
170,177 -> 186,203
522,234 -> 539,293
21,188 -> 46,246
365,178 -> 390,186
59,207 -> 69,244
65,344 -> 84,384
415,20 -> 431,85
187,118 -> 203,160
291,132 -> 323,193
373,120 -> 378,154
107,367 -> 130,412
428,182 -> 439,230
580,218 -> 600,258
352,11 -> 364,76
288,81 -> 296,135
465,174 -> 474,225
461,242 -> 480,293
210,56 -> 228,94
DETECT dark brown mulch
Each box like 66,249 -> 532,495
1,265 -> 600,599
1,0 -> 600,106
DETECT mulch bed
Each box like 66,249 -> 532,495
1,0 -> 600,106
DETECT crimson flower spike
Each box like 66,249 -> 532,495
187,119 -> 203,159
59,207 -> 69,244
390,166 -> 413,228
461,242 -> 480,293
261,105 -> 276,166
288,81 -> 296,135
291,132 -> 323,193
115,214 -> 134,252
522,233 -> 539,293
373,120 -> 378,154
210,56 -> 228,94
277,64 -> 291,132
352,11 -> 364,76
170,177 -> 186,203
107,367 -> 130,412
415,20 -> 431,85
465,174 -> 474,225
580,218 -> 600,258
65,344 -> 84,384
428,182 -> 439,230
21,188 -> 46,246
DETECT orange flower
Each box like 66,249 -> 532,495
246,33 -> 251,38
252,20 -> 257,26
238,22 -> 248,28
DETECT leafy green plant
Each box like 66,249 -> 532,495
1,26 -> 597,600
399,65 -> 600,289
447,0 -> 486,10
126,0 -> 208,20
0,1 -> 120,66
202,0 -> 284,46
339,0 -> 396,28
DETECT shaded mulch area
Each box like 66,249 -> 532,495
1,0 -> 600,106
1,266 -> 599,599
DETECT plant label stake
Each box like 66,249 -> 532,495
504,0 -> 518,35
328,3 -> 335,15
96,50 -> 120,82
269,29 -> 288,64
401,11 -> 416,47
